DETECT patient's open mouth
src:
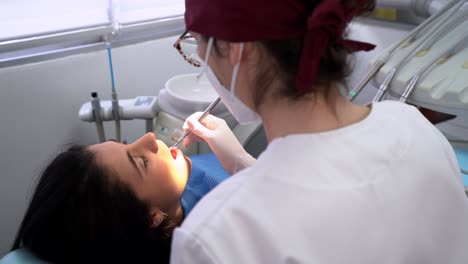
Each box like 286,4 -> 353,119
170,147 -> 178,160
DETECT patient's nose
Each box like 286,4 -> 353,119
135,132 -> 159,153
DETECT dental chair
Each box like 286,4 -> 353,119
455,148 -> 468,195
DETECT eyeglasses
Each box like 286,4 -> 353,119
173,31 -> 202,67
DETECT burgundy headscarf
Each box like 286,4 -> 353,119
185,0 -> 376,93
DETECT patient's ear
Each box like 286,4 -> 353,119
149,209 -> 167,228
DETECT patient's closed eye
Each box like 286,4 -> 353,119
107,139 -> 127,145
141,157 -> 148,168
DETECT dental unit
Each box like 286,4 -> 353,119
347,0 -> 465,101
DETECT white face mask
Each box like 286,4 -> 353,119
202,37 -> 261,125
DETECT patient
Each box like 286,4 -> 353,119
11,132 -> 229,264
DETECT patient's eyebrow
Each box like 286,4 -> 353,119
105,139 -> 142,178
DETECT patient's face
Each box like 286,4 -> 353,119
89,133 -> 191,215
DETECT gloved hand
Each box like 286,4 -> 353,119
183,112 -> 256,174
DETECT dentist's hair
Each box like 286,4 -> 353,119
12,145 -> 174,263
252,0 -> 376,106
203,0 -> 376,108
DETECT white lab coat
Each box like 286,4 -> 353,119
171,101 -> 468,264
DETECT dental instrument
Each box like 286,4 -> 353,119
106,42 -> 122,142
347,0 -> 464,101
171,97 -> 221,149
400,32 -> 468,102
91,92 -> 106,143
372,1 -> 468,102
373,67 -> 397,101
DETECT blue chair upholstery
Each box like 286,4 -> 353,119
0,248 -> 49,264
454,148 -> 468,187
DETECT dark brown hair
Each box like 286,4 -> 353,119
13,145 -> 175,263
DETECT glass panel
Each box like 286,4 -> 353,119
0,0 -> 109,41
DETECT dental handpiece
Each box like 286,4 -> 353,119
400,32 -> 468,103
171,97 -> 222,149
373,67 -> 397,102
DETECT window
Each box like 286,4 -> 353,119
0,0 -> 185,67
0,0 -> 109,41
119,0 -> 185,25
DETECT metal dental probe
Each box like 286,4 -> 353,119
171,97 -> 222,149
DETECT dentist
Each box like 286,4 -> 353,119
171,0 -> 468,263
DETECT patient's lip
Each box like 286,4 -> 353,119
170,147 -> 178,159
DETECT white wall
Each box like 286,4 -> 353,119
0,36 -> 197,256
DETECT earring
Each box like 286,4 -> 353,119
151,212 -> 168,229
162,212 -> 168,220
